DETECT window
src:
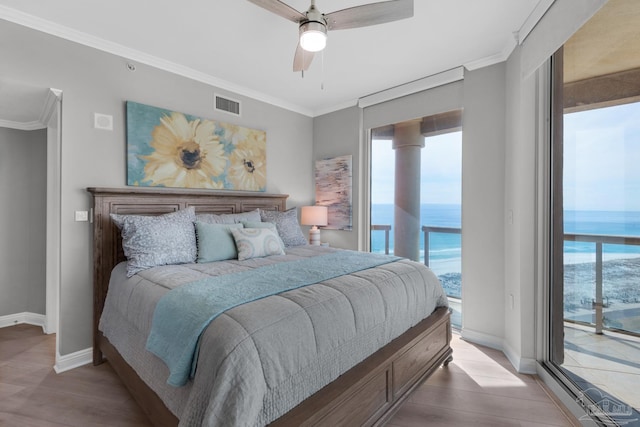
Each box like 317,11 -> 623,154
370,110 -> 462,327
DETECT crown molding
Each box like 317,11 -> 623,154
464,0 -> 554,71
0,6 -> 314,117
464,35 -> 518,71
0,118 -> 45,130
312,98 -> 360,117
38,88 -> 62,126
517,0 -> 555,45
357,67 -> 464,109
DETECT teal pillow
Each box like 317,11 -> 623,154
195,222 -> 243,263
231,227 -> 286,261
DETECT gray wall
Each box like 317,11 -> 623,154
0,20 -> 313,356
0,127 -> 47,317
461,63 -> 506,344
312,106 -> 362,249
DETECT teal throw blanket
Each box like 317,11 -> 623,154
146,251 -> 400,386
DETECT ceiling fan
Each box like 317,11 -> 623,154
247,0 -> 414,72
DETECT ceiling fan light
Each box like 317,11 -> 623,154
299,21 -> 327,52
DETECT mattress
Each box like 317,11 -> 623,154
99,245 -> 448,426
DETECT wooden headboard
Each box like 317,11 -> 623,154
87,187 -> 288,364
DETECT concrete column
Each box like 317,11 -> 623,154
392,119 -> 424,261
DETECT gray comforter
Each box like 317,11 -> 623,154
99,245 -> 448,426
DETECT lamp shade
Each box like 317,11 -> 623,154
300,205 -> 328,226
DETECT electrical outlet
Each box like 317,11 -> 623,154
75,211 -> 89,222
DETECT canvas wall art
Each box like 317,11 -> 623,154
315,154 -> 352,230
126,101 -> 266,191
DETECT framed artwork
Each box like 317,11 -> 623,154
126,101 -> 266,191
315,154 -> 352,230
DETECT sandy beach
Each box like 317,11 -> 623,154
434,256 -> 640,333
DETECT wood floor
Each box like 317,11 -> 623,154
0,324 -> 579,426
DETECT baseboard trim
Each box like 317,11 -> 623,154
54,347 -> 93,373
0,312 -> 46,332
460,328 -> 504,351
461,328 -> 538,374
502,340 -> 538,374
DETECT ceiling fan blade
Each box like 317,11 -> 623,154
325,0 -> 413,31
246,0 -> 305,23
293,43 -> 315,72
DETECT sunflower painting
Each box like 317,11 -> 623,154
126,101 -> 266,191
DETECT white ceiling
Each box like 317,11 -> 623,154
0,0 -> 552,119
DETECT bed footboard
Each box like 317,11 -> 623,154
270,306 -> 452,427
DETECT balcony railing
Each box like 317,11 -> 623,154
422,226 -> 462,267
371,224 -> 461,266
372,225 -> 640,336
564,233 -> 640,335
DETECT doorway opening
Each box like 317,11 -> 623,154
0,80 -> 61,360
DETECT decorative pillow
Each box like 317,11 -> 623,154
196,209 -> 261,225
111,207 -> 197,277
241,221 -> 285,249
231,228 -> 286,261
195,222 -> 243,263
259,208 -> 308,247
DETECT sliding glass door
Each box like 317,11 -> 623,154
549,1 -> 640,423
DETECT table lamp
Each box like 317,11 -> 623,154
301,206 -> 328,245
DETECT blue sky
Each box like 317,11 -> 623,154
371,131 -> 462,205
564,102 -> 640,211
372,101 -> 640,211
372,103 -> 640,211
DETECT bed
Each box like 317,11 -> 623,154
89,187 -> 452,426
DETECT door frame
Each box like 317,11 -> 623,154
43,88 -> 62,336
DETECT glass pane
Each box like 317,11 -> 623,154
421,131 -> 462,299
560,100 -> 640,422
370,138 -> 394,255
551,0 -> 640,419
370,124 -> 462,329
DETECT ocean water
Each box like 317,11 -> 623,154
564,210 -> 640,263
371,204 -> 462,297
371,205 -> 640,299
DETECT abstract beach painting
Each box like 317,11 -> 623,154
315,154 -> 352,230
126,101 -> 266,191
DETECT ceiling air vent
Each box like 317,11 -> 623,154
215,94 -> 241,116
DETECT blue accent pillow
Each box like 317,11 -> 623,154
195,222 -> 243,263
231,228 -> 286,260
110,207 -> 197,277
259,208 -> 308,247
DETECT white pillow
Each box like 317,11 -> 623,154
231,227 -> 285,261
